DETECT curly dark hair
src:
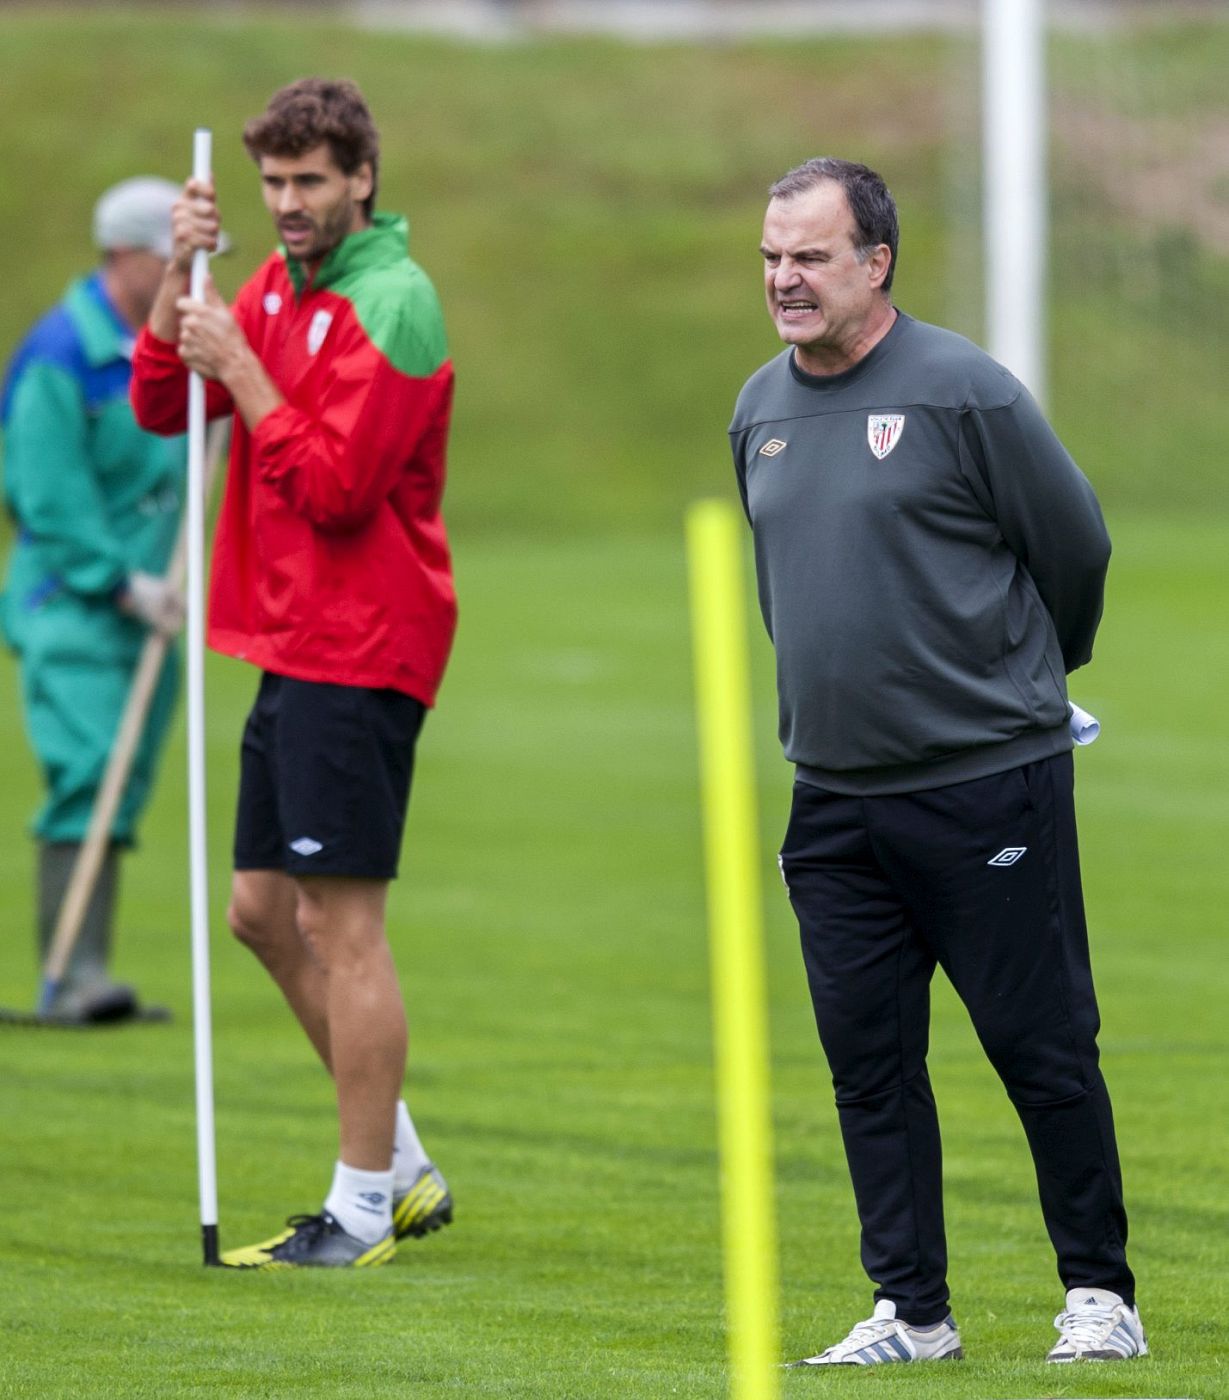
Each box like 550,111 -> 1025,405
243,78 -> 380,218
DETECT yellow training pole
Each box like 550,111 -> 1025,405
686,497 -> 780,1400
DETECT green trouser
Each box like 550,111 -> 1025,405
17,628 -> 179,845
8,599 -> 178,1015
37,840 -> 129,1013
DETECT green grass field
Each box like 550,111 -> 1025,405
1,519 -> 1227,1398
1,6 -> 1227,1397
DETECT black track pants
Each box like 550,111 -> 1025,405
778,752 -> 1133,1326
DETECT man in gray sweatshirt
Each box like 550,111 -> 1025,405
730,158 -> 1143,1367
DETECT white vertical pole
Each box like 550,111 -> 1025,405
983,0 -> 1047,406
187,126 -> 219,1266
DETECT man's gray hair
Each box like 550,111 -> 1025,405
769,157 -> 899,294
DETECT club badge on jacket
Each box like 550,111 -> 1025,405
308,310 -> 333,355
868,413 -> 906,459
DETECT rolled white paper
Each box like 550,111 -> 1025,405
1069,702 -> 1100,746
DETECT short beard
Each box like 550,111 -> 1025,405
292,194 -> 360,263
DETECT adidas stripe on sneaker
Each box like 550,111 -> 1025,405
788,1299 -> 963,1367
1047,1287 -> 1148,1363
392,1162 -> 453,1241
219,1210 -> 395,1269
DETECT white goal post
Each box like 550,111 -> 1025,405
983,0 -> 1047,406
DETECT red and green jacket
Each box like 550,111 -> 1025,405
131,213 -> 456,705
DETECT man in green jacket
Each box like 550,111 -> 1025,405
1,177 -> 187,1023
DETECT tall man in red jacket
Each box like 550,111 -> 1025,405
132,78 -> 457,1267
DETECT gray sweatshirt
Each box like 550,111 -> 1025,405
729,311 -> 1111,795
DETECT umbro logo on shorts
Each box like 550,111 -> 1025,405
987,846 -> 1028,866
289,836 -> 324,856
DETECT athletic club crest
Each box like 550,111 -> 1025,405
307,309 -> 333,355
867,413 -> 906,460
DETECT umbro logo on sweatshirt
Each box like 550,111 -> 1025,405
759,438 -> 788,457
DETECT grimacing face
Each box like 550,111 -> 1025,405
259,144 -> 372,266
760,180 -> 891,373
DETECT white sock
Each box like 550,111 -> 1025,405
323,1160 -> 394,1245
391,1099 -> 431,1192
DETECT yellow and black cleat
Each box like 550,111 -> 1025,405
392,1163 -> 454,1241
220,1211 -> 396,1269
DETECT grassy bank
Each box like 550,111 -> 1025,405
1,8 -> 1227,533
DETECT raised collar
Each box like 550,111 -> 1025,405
64,272 -> 136,366
282,212 -> 410,298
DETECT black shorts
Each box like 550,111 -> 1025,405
233,672 -> 426,880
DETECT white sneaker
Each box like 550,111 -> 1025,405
1047,1287 -> 1148,1362
788,1299 -> 964,1367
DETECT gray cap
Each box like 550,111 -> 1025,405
92,177 -> 181,259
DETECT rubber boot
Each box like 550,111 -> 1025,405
37,841 -> 138,1023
